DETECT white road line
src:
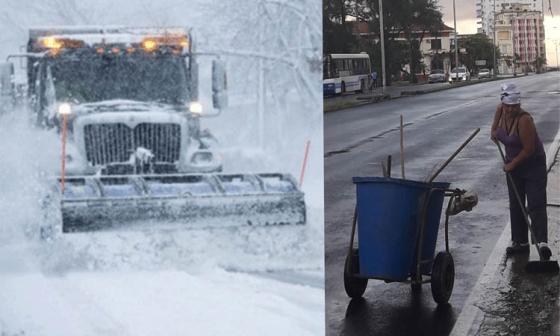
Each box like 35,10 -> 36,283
546,128 -> 560,171
450,132 -> 560,336
449,217 -> 510,336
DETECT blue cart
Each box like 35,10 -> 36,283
344,177 -> 470,304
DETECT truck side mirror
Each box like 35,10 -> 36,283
0,62 -> 15,113
212,60 -> 227,110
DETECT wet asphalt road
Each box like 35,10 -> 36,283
324,72 -> 560,336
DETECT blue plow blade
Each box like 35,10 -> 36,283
57,173 -> 306,232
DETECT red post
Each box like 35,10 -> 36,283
299,140 -> 311,188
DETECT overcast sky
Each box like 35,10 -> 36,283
439,0 -> 476,24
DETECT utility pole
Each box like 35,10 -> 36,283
554,41 -> 560,71
379,0 -> 386,94
453,0 -> 459,81
523,13 -> 529,74
493,0 -> 498,78
257,2 -> 265,148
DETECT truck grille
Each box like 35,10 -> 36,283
84,123 -> 181,166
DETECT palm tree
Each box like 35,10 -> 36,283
534,56 -> 546,74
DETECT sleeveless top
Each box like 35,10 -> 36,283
495,109 -> 545,164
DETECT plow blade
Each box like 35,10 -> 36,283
58,173 -> 305,232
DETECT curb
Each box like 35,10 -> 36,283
355,94 -> 391,102
324,75 -> 529,113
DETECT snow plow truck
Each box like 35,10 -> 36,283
2,26 -> 305,232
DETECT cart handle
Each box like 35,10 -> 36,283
345,206 -> 358,275
414,188 -> 436,285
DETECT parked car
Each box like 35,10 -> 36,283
449,67 -> 470,82
478,68 -> 491,79
428,69 -> 446,83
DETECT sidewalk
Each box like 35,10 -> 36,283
323,74 -> 525,113
450,138 -> 560,336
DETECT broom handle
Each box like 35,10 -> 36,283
346,206 -> 358,274
400,115 -> 405,179
428,128 -> 480,183
496,142 -> 542,259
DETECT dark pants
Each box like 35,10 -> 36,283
507,155 -> 548,243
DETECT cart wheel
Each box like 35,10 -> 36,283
344,249 -> 368,299
431,252 -> 455,304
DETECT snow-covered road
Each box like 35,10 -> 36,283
1,241 -> 323,336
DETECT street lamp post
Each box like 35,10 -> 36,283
552,27 -> 560,71
493,0 -> 497,78
523,13 -> 529,74
554,40 -> 559,71
453,0 -> 459,81
536,10 -> 543,73
378,0 -> 386,94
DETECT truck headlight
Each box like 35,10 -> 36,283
58,103 -> 72,115
189,102 -> 203,114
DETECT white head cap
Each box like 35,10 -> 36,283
500,83 -> 521,105
501,83 -> 517,92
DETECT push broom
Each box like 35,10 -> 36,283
496,142 -> 559,274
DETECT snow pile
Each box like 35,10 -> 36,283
0,109 -> 59,242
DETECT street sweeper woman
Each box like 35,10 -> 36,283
490,83 -> 551,260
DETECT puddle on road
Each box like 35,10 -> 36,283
474,152 -> 560,336
476,254 -> 559,336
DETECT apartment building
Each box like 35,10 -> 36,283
495,4 -> 546,73
476,0 -> 542,35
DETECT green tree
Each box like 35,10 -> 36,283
343,0 -> 443,83
323,0 -> 358,53
454,34 -> 500,73
534,55 -> 546,74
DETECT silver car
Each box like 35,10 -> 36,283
428,69 -> 446,83
478,68 -> 491,79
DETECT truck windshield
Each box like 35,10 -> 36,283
48,50 -> 189,105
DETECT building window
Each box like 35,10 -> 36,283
430,39 -> 442,50
498,31 -> 510,39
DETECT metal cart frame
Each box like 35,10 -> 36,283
344,186 -> 469,304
